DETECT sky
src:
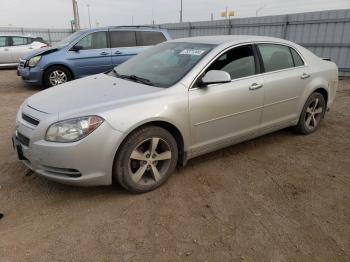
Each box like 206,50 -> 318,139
0,0 -> 350,28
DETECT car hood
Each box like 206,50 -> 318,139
21,47 -> 59,60
26,74 -> 165,117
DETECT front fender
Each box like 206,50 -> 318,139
99,88 -> 191,151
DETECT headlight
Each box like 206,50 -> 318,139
28,56 -> 42,67
45,116 -> 104,143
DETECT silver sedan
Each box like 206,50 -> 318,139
13,35 -> 338,193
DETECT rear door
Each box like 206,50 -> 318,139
68,31 -> 112,77
256,43 -> 309,131
0,36 -> 12,64
109,30 -> 140,67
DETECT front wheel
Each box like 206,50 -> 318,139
114,126 -> 178,193
43,66 -> 72,88
295,92 -> 326,135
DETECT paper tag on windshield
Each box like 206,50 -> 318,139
180,49 -> 206,56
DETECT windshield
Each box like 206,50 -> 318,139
113,42 -> 215,87
54,31 -> 84,48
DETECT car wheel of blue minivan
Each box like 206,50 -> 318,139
44,65 -> 72,88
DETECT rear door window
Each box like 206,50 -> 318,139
76,31 -> 108,50
257,44 -> 294,72
136,31 -> 167,46
0,36 -> 9,47
109,31 -> 136,48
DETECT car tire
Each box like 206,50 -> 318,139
43,65 -> 72,88
114,126 -> 178,194
295,92 -> 326,135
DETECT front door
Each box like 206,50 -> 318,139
68,31 -> 112,78
189,44 -> 264,155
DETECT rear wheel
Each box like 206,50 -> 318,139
295,92 -> 326,135
43,66 -> 72,88
114,126 -> 178,193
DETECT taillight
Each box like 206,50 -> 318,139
40,44 -> 49,48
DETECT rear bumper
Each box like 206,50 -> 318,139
17,66 -> 43,86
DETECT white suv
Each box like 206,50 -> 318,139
0,35 -> 48,67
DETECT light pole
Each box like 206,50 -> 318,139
72,0 -> 80,30
180,0 -> 183,23
87,4 -> 91,29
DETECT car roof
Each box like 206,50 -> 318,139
169,35 -> 292,46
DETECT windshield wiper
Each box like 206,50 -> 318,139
113,70 -> 154,86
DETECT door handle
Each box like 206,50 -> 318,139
249,83 -> 263,91
28,47 -> 34,49
301,73 -> 310,79
100,51 -> 109,56
4,48 -> 9,51
114,50 -> 122,55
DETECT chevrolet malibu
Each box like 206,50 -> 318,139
13,35 -> 338,193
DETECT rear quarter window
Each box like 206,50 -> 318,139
136,31 -> 167,46
290,48 -> 305,67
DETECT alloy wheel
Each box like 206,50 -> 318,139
49,70 -> 68,86
304,97 -> 324,130
128,137 -> 172,186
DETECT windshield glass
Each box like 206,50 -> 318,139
113,42 -> 215,87
54,31 -> 84,48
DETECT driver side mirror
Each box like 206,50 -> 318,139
70,45 -> 83,52
199,70 -> 231,87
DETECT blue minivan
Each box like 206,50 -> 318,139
17,26 -> 171,87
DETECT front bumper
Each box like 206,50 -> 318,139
17,65 -> 43,86
14,112 -> 124,186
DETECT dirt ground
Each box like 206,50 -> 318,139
0,69 -> 349,262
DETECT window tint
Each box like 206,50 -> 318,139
110,31 -> 136,48
258,44 -> 294,72
12,37 -> 29,46
207,45 -> 256,79
290,48 -> 304,67
76,31 -> 107,50
136,31 -> 167,46
0,36 -> 8,47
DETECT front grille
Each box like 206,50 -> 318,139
22,113 -> 40,126
17,132 -> 30,147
